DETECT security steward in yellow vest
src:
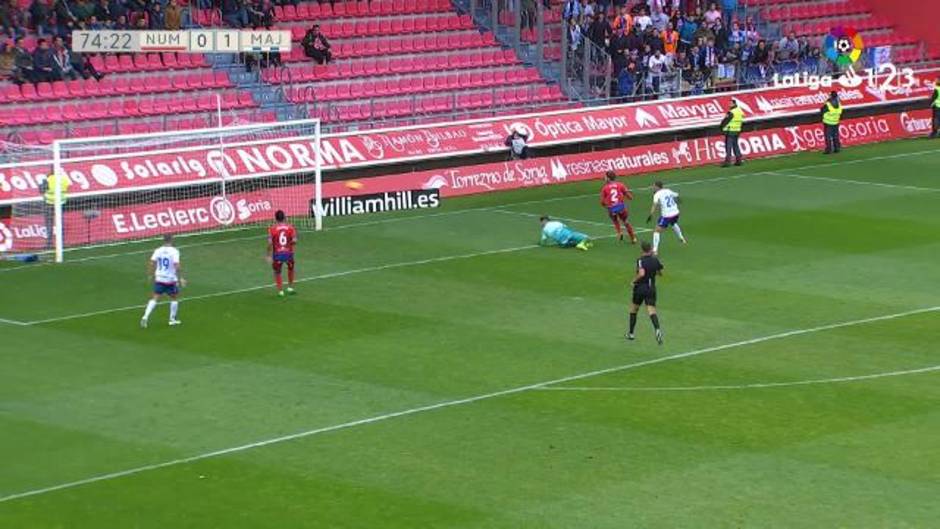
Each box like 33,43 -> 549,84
821,91 -> 843,154
719,99 -> 745,167
40,172 -> 70,249
930,77 -> 940,139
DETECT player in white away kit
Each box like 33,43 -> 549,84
141,234 -> 186,328
648,181 -> 687,254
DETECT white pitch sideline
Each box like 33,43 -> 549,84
0,304 -> 935,504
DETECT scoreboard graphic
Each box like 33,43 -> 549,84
72,30 -> 292,53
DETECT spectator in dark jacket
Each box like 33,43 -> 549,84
148,2 -> 164,28
11,36 -> 33,82
70,48 -> 102,79
53,0 -> 76,34
32,37 -> 55,82
108,0 -> 127,20
93,0 -> 112,22
586,12 -> 611,47
221,0 -> 248,27
302,24 -> 331,64
248,0 -> 273,29
29,0 -> 52,36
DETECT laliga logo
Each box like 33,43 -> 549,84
671,142 -> 693,164
0,221 -> 13,252
549,159 -> 568,181
824,27 -> 864,67
209,196 -> 236,226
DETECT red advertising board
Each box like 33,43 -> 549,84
0,109 -> 931,253
1,69 -> 936,204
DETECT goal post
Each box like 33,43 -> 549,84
2,118 -> 323,262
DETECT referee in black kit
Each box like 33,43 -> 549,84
627,242 -> 665,344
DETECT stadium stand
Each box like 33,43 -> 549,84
1,0 -> 938,144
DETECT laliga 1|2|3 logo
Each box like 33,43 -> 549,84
773,26 -> 916,93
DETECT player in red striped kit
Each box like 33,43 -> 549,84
600,171 -> 637,243
267,210 -> 297,297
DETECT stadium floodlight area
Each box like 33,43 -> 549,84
3,119 -> 322,263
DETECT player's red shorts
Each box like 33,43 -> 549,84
272,251 -> 294,273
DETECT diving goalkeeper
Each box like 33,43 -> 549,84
539,216 -> 593,251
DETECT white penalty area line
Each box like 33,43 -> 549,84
1,304 -> 936,504
538,364 -> 940,393
0,317 -> 28,326
768,172 -> 940,193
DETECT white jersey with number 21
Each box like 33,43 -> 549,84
151,246 -> 180,284
653,188 -> 680,217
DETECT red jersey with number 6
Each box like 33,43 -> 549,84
269,223 -> 297,256
601,181 -> 631,211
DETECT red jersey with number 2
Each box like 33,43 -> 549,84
269,223 -> 297,255
601,182 -> 631,208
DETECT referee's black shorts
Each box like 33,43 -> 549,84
632,286 -> 657,307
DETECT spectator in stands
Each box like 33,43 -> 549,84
29,0 -> 52,36
674,48 -> 691,86
650,5 -> 668,32
149,2 -> 165,29
749,38 -> 770,80
505,129 -> 529,160
221,0 -> 249,28
609,26 -> 629,74
70,47 -> 102,79
563,0 -> 582,21
646,46 -> 670,95
617,61 -> 637,100
567,17 -> 583,52
11,35 -> 32,83
521,0 -> 536,30
610,5 -> 630,33
743,17 -> 759,44
31,37 -> 54,82
727,20 -> 744,48
633,6 -> 651,32
677,12 -> 697,52
581,0 -> 595,20
73,0 -> 95,21
164,0 -> 182,30
720,0 -> 736,28
0,0 -> 22,38
53,0 -> 76,35
108,0 -> 127,22
52,37 -> 78,79
0,36 -> 13,78
112,13 -> 128,28
699,37 -> 717,87
662,21 -> 678,55
302,24 -> 331,64
777,31 -> 799,62
93,0 -> 112,23
568,18 -> 584,52
586,12 -> 610,47
248,0 -> 274,29
704,2 -> 720,27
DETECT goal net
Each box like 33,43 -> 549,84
0,118 -> 322,262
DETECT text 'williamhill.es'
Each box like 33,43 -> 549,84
312,189 -> 441,217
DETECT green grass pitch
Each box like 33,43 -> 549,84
1,139 -> 939,528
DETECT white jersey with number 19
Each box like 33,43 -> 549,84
653,188 -> 680,217
151,246 -> 180,284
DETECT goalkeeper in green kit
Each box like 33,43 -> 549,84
539,216 -> 593,251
